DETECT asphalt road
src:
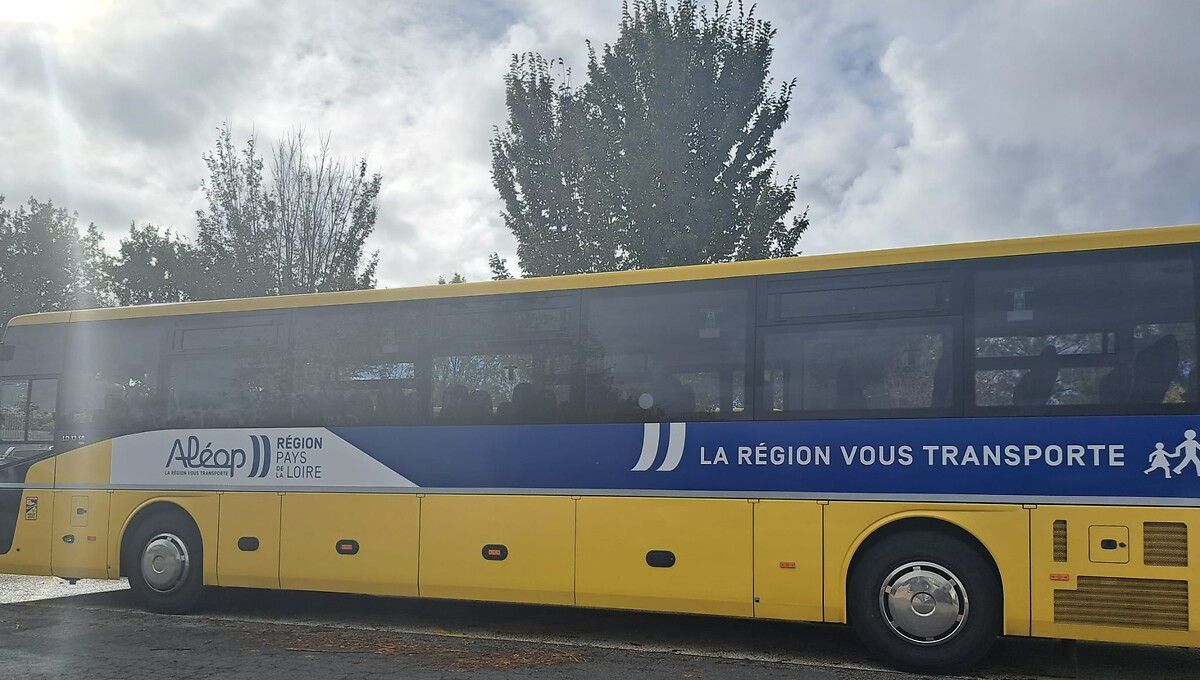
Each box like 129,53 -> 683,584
2,575 -> 1199,679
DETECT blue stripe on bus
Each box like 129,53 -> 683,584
331,415 -> 1200,499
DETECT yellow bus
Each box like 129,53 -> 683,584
3,224 -> 1199,672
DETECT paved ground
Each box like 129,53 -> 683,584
2,575 -> 1199,679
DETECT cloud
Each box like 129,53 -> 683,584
0,0 -> 1197,288
766,0 -> 1200,254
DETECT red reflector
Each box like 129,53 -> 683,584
339,543 -> 354,552
487,549 -> 502,557
779,561 -> 796,569
1050,573 -> 1070,582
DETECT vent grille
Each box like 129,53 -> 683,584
1053,520 -> 1067,562
1144,522 -> 1188,567
1054,576 -> 1188,630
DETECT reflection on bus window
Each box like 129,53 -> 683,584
974,254 -> 1195,408
762,321 -> 954,415
432,294 -> 579,425
168,353 -> 287,428
291,303 -> 426,426
0,380 -> 27,441
62,319 -> 165,437
583,282 -> 748,422
26,379 -> 57,441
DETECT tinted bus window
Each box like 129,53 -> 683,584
62,319 -> 166,437
26,379 -> 57,441
166,314 -> 288,428
0,324 -> 67,377
761,319 -> 955,416
777,282 -> 944,319
0,381 -> 26,440
584,282 -> 749,422
973,250 -> 1196,409
292,303 -> 427,426
433,294 -> 579,424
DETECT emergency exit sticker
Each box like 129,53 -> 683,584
24,496 -> 37,520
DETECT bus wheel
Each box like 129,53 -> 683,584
848,529 -> 999,673
124,507 -> 205,614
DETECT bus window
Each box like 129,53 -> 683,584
62,319 -> 166,437
0,324 -> 66,377
292,303 -> 427,426
166,314 -> 288,429
583,281 -> 749,422
760,319 -> 955,416
0,380 -> 27,441
973,251 -> 1196,410
433,294 -> 579,424
26,379 -> 57,442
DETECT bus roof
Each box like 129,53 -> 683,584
8,223 -> 1200,328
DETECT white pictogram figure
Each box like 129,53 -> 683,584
1172,429 -> 1200,477
1145,442 -> 1177,479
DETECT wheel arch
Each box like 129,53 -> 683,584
844,515 -> 1004,622
117,500 -> 203,578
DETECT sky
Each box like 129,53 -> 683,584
1,0 -> 1198,287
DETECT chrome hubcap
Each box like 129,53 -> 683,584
879,561 -> 968,644
141,533 -> 189,593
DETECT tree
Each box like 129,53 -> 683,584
488,253 -> 514,280
0,196 -> 107,328
105,223 -> 200,306
190,123 -> 381,300
491,0 -> 808,278
193,123 -> 277,300
271,130 -> 381,294
437,272 -> 467,285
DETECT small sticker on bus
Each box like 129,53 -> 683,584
24,497 -> 37,520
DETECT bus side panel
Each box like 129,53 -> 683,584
753,500 -> 823,622
576,497 -> 753,617
419,495 -> 574,605
822,502 -> 1030,636
280,493 -> 419,597
108,492 -> 220,583
0,458 -> 55,576
1031,505 -> 1200,647
50,442 -> 114,579
49,489 -> 110,579
217,492 -> 281,589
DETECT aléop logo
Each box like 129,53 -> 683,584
164,434 -> 273,478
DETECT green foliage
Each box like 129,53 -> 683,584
437,272 -> 468,285
193,123 -> 278,300
491,0 -> 808,277
188,123 -> 382,300
104,223 -> 199,306
488,252 -> 514,280
0,196 -> 107,328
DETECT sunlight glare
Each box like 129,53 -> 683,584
0,0 -> 100,27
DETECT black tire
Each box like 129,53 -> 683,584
848,529 -> 1000,673
123,506 -> 205,614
